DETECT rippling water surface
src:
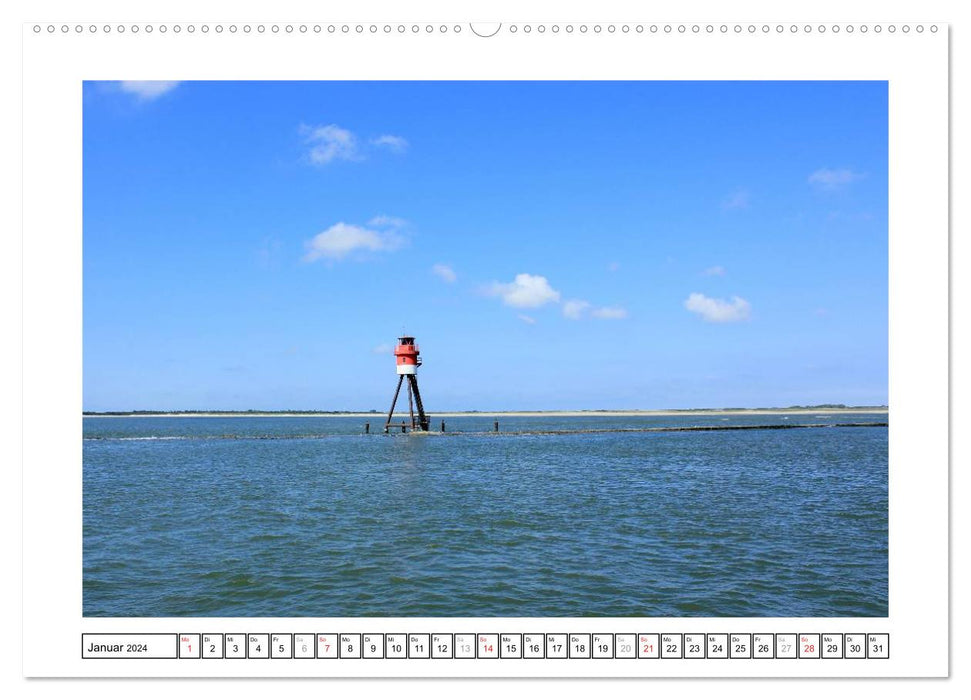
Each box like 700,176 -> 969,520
83,414 -> 888,617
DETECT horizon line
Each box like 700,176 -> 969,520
83,404 -> 889,416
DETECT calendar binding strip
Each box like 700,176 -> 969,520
29,22 -> 940,36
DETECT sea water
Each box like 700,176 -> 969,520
83,413 -> 888,617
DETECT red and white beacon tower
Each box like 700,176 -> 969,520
384,335 -> 430,432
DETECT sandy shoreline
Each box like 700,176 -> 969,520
84,408 -> 888,418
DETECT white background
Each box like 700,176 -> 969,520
19,13 -> 947,680
4,0 -> 967,697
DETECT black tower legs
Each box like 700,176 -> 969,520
383,374 -> 430,432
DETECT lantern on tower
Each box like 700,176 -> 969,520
384,335 -> 430,432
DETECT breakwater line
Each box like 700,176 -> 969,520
83,422 -> 887,442
494,422 -> 887,435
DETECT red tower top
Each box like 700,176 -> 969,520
394,336 -> 422,375
384,334 -> 430,432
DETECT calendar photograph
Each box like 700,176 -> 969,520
82,80 -> 889,619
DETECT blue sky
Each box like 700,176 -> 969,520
83,81 -> 888,411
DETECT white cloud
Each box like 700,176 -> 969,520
118,81 -> 181,100
562,299 -> 592,320
303,221 -> 405,262
564,299 -> 627,320
721,189 -> 750,210
369,215 -> 407,228
372,343 -> 393,354
485,273 -> 561,308
591,306 -> 629,320
299,127 -> 410,165
301,124 -> 359,165
371,134 -> 409,152
485,274 -> 628,320
703,265 -> 726,276
432,263 -> 457,283
808,168 -> 862,190
684,293 -> 751,323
